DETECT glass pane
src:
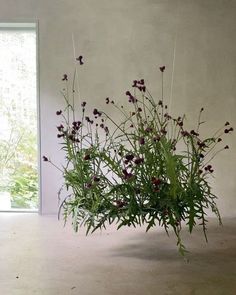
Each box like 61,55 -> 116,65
0,26 -> 38,210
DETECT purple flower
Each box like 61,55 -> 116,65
125,154 -> 134,161
139,137 -> 145,145
190,130 -> 199,136
76,55 -> 84,65
93,176 -> 100,182
126,91 -> 137,103
122,170 -> 134,181
42,156 -> 48,162
159,66 -> 165,72
62,74 -> 68,81
153,136 -> 160,142
57,124 -> 64,131
140,79 -> 144,85
81,101 -> 86,107
132,80 -> 138,87
151,177 -> 161,186
134,157 -> 144,165
93,108 -> 102,116
56,110 -> 62,115
84,154 -> 91,160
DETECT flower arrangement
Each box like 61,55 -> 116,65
44,57 -> 233,255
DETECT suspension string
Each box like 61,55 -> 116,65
169,0 -> 180,114
71,33 -> 81,103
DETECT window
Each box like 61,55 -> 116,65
0,23 -> 39,211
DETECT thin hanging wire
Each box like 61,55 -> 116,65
71,33 -> 81,103
168,0 -> 180,114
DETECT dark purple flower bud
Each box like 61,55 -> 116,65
199,169 -> 203,174
153,136 -> 160,142
140,79 -> 145,85
132,80 -> 138,87
56,110 -> 62,115
115,200 -> 126,208
123,172 -> 134,181
68,135 -> 75,141
84,154 -> 91,160
76,55 -> 84,65
93,108 -> 98,115
145,127 -> 153,133
190,130 -> 199,136
62,74 -> 68,81
86,182 -> 92,189
224,129 -> 229,134
225,121 -> 230,126
137,107 -> 142,112
100,124 -> 104,128
158,100 -> 163,106
205,165 -> 212,171
224,145 -> 229,149
125,154 -> 134,161
199,153 -> 204,158
134,157 -> 144,165
42,156 -> 48,162
105,97 -> 110,104
57,134 -> 64,138
111,100 -> 114,104
229,127 -> 234,132
200,107 -> 204,112
93,108 -> 102,116
93,176 -> 100,182
126,91 -> 137,103
81,101 -> 86,107
217,138 -> 222,142
159,66 -> 165,72
139,137 -> 145,145
57,124 -> 64,131
122,169 -> 128,175
181,131 -> 189,137
151,177 -> 161,186
130,124 -> 134,128
104,126 -> 109,134
161,129 -> 167,135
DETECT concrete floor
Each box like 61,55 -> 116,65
0,214 -> 236,295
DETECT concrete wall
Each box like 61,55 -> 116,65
0,0 -> 235,215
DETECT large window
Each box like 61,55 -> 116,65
0,23 -> 38,211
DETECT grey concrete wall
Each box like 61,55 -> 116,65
0,0 -> 235,215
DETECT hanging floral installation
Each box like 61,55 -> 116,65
43,56 -> 233,255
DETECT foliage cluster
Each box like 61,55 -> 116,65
0,99 -> 38,209
45,60 -> 233,255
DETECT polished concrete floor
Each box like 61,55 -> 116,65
0,214 -> 236,295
